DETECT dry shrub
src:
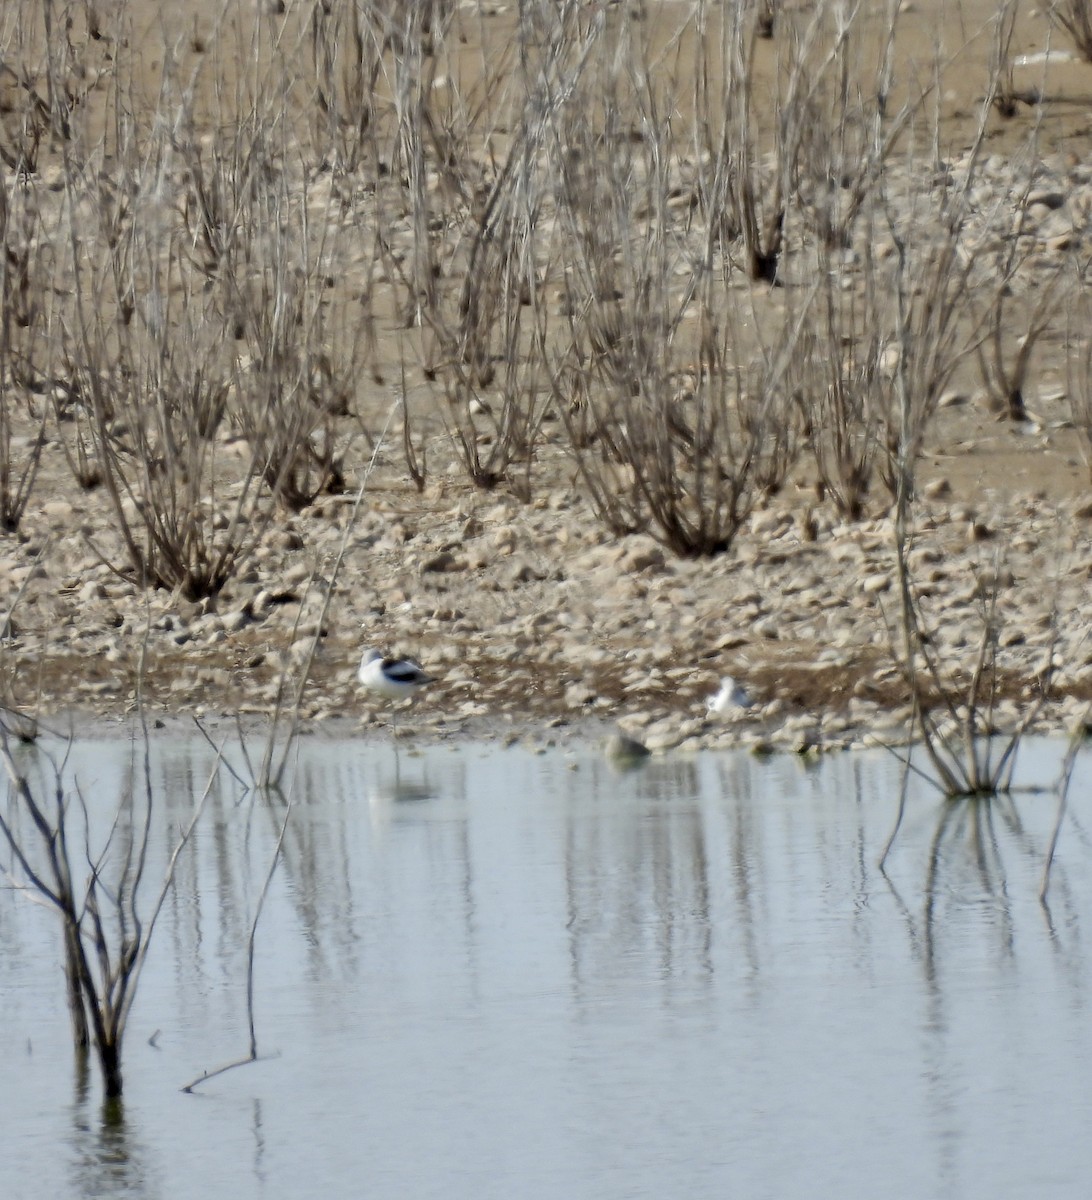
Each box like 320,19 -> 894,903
877,41 -> 1063,796
877,165 -> 983,499
0,3 -> 380,594
967,145 -> 1073,422
784,1 -> 1041,513
790,159 -> 982,517
227,205 -> 356,514
363,0 -> 591,495
308,0 -> 389,171
789,245 -> 888,521
544,11 -> 806,555
555,293 -> 803,556
65,273 -> 267,598
0,176 -> 51,530
887,529 -> 1056,797
1051,0 -> 1092,62
689,0 -> 797,283
0,0 -> 101,172
687,0 -> 914,283
1067,283 -> 1092,478
0,61 -> 50,175
52,104 -> 269,597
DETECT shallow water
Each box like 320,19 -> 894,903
2,735 -> 1092,1200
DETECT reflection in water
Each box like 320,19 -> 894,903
876,781 -> 1092,1199
2,736 -> 1092,1200
885,786 -> 1089,1012
68,1094 -> 158,1200
364,754 -> 441,809
564,755 -> 715,1001
250,1099 -> 266,1191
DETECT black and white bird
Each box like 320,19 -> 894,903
358,648 -> 436,703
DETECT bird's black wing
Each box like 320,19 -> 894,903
383,659 -> 427,682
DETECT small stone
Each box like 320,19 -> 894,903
968,520 -> 993,542
976,566 -> 1014,591
284,562 -> 312,586
1045,231 -> 1079,253
265,529 -> 304,552
619,541 -> 666,573
289,637 -> 316,662
564,682 -> 596,707
604,733 -> 651,764
506,560 -> 545,586
879,344 -> 900,373
420,550 -> 464,573
250,589 -> 273,616
751,509 -> 791,537
42,500 -> 74,522
222,609 -> 251,633
1028,190 -> 1066,211
644,720 -> 685,752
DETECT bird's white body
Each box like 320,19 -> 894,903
707,676 -> 753,715
358,648 -> 435,702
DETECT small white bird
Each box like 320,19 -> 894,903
707,676 -> 753,716
358,648 -> 436,702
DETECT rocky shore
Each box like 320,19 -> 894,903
4,437 -> 1091,754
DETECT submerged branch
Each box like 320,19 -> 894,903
181,798 -> 293,1093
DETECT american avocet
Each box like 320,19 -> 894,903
358,649 -> 436,735
707,676 -> 753,716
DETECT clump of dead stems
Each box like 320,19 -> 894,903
862,24 -> 1065,799
789,242 -> 886,520
537,1 -> 808,552
968,109 -> 1071,422
1050,0 -> 1092,62
1064,269 -> 1092,477
887,521 -> 1055,798
368,0 -> 576,497
0,722 -> 217,1101
550,153 -> 804,554
35,10 -> 375,597
0,178 -> 49,532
